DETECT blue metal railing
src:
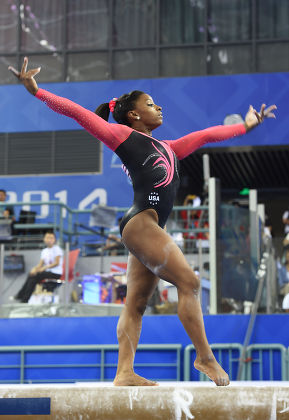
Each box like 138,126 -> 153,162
0,344 -> 182,384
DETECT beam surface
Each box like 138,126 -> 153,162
0,382 -> 288,419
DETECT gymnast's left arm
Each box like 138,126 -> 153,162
163,104 -> 277,160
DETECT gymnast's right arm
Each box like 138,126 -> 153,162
8,57 -> 131,151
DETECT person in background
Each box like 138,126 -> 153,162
282,209 -> 289,237
101,217 -> 125,255
0,189 -> 15,221
13,231 -> 63,303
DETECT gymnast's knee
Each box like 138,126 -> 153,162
126,296 -> 148,316
177,268 -> 201,293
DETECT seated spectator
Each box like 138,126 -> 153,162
100,217 -> 125,255
277,258 -> 289,298
12,231 -> 63,303
0,189 -> 15,221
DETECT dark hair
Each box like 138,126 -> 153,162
95,90 -> 145,126
0,189 -> 6,194
44,231 -> 56,237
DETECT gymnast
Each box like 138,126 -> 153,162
9,57 -> 276,386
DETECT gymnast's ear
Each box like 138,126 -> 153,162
127,110 -> 140,121
95,103 -> 110,121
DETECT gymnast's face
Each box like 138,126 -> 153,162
132,94 -> 163,130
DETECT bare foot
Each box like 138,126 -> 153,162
113,372 -> 159,386
194,355 -> 230,386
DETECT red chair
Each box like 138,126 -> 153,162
42,248 -> 80,292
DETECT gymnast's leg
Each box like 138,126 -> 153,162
120,209 -> 229,386
113,252 -> 159,386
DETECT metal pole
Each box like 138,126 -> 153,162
202,154 -> 210,196
198,239 -> 203,309
0,244 -> 4,305
237,255 -> 268,380
209,178 -> 219,314
257,204 -> 272,314
64,242 -> 70,305
249,190 -> 260,267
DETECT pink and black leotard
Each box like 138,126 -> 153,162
35,89 -> 246,235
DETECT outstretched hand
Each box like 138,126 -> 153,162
8,57 -> 40,96
244,104 -> 277,132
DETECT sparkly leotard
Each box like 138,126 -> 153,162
35,89 -> 246,235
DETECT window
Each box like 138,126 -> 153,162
160,47 -> 205,77
67,0 -> 109,49
160,0 -> 205,45
207,0 -> 251,42
207,45 -> 252,75
257,0 -> 289,39
20,1 -> 64,52
0,0 -> 287,84
113,50 -> 156,79
0,1 -> 18,53
67,52 -> 109,81
112,0 -> 156,47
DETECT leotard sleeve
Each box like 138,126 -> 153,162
35,88 -> 132,151
163,123 -> 246,160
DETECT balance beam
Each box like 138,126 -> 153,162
0,382 -> 288,419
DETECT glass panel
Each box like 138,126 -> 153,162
160,0 -> 205,45
257,0 -> 289,39
207,0 -> 251,42
0,56 -> 18,85
0,1 -> 18,53
112,0 -> 156,47
67,52 -> 109,81
257,43 -> 289,73
113,50 -> 156,79
20,0 -> 64,52
160,47 -> 205,77
207,45 -> 251,75
220,204 -> 255,307
67,0 -> 109,49
20,54 -> 63,82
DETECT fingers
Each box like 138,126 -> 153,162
254,110 -> 262,123
265,112 -> 276,119
21,56 -> 28,76
8,57 -> 41,82
259,103 -> 266,117
8,66 -> 20,78
254,103 -> 277,123
266,104 -> 277,112
251,105 -> 262,123
264,104 -> 277,119
28,67 -> 41,78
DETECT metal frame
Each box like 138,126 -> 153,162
1,0 -> 289,84
0,344 -> 182,384
184,343 -> 243,381
0,200 -> 209,249
246,343 -> 287,381
184,343 -> 288,382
